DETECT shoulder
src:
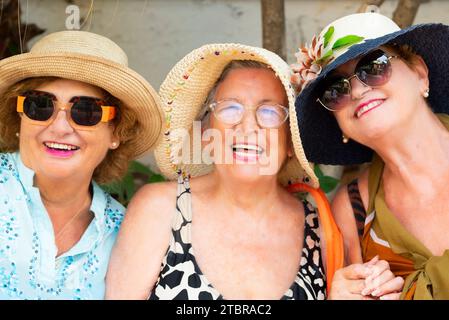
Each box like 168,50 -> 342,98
104,180 -> 178,299
109,180 -> 178,259
123,180 -> 178,227
129,180 -> 178,212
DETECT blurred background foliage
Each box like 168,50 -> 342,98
101,160 -> 165,207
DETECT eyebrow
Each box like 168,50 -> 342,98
258,98 -> 278,104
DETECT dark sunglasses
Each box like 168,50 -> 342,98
317,49 -> 398,111
17,90 -> 117,128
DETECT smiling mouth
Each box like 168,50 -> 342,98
231,144 -> 264,156
44,142 -> 80,151
355,100 -> 384,118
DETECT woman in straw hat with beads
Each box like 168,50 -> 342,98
106,43 -> 403,300
292,12 -> 449,299
0,30 -> 163,299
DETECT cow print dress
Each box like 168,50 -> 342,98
149,175 -> 326,300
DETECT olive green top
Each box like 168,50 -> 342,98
367,113 -> 449,300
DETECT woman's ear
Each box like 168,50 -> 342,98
110,140 -> 120,150
410,54 -> 430,92
110,130 -> 120,150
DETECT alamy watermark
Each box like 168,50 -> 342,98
169,121 -> 283,176
65,5 -> 81,30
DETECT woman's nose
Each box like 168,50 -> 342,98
47,109 -> 74,135
237,109 -> 260,135
350,76 -> 371,100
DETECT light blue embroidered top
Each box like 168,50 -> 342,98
0,152 -> 125,300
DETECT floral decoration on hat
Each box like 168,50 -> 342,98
291,26 -> 364,92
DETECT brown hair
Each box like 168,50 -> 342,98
0,77 -> 139,184
385,43 -> 420,68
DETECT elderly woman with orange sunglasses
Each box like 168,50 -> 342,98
0,31 -> 163,299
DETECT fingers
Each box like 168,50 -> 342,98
340,263 -> 372,280
371,276 -> 404,298
330,266 -> 372,299
329,284 -> 369,300
362,268 -> 395,296
349,279 -> 366,295
331,258 -> 399,300
364,259 -> 389,283
365,255 -> 379,267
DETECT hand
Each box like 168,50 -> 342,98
328,259 -> 374,300
361,257 -> 404,300
329,256 -> 404,300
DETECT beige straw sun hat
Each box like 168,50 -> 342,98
155,43 -> 319,188
0,30 -> 164,157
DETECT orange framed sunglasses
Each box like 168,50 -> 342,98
17,90 -> 117,129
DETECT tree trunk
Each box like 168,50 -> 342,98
358,0 -> 429,28
393,0 -> 428,28
261,0 -> 286,60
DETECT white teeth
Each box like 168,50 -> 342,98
234,150 -> 258,158
356,100 -> 383,118
44,142 -> 79,151
232,144 -> 263,154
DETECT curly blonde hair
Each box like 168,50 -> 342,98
0,77 -> 140,184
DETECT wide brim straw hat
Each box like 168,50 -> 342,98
0,31 -> 164,158
293,13 -> 449,165
155,43 -> 319,188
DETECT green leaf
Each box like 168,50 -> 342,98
314,165 -> 324,178
319,176 -> 340,194
129,161 -> 154,176
332,35 -> 364,51
316,49 -> 333,64
323,26 -> 334,48
148,174 -> 165,183
314,165 -> 340,193
123,174 -> 136,201
100,160 -> 166,207
101,181 -> 122,196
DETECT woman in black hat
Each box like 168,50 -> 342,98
293,12 -> 449,299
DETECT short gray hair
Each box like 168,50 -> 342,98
198,60 -> 271,128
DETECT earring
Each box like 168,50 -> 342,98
423,88 -> 429,98
15,132 -> 20,138
111,142 -> 118,148
342,134 -> 349,144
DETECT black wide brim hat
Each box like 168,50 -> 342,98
294,13 -> 449,165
